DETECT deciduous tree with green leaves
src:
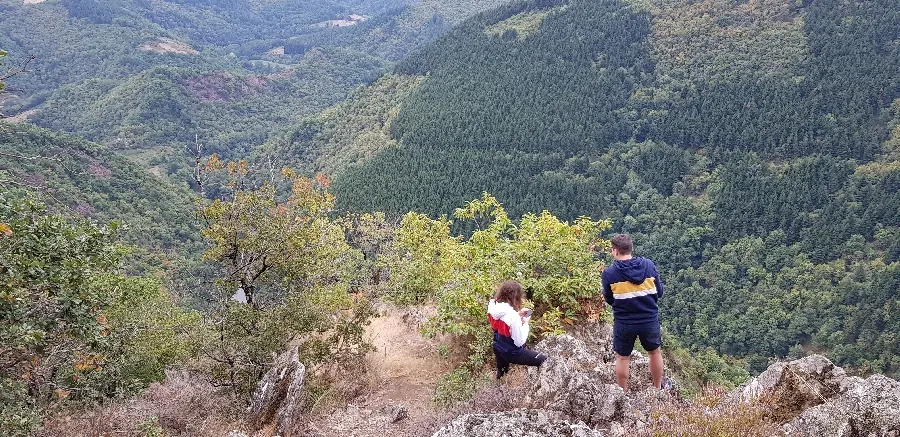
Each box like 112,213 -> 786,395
0,195 -> 198,436
196,160 -> 374,395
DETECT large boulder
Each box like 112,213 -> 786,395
431,409 -> 604,437
726,353 -> 900,436
525,332 -> 652,428
247,347 -> 306,436
724,355 -> 848,422
783,374 -> 900,436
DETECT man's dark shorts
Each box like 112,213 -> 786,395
613,320 -> 662,356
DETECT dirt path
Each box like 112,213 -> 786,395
305,306 -> 455,436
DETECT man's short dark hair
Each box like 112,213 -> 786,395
611,234 -> 633,254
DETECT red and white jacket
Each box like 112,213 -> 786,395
488,299 -> 530,352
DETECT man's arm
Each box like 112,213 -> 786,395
652,262 -> 664,299
602,271 -> 614,305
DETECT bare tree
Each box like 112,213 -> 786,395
188,134 -> 206,197
0,51 -> 35,118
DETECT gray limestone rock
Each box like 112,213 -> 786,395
431,409 -> 604,437
783,374 -> 900,437
247,346 -> 307,436
525,333 -> 652,428
382,403 -> 409,423
723,354 -> 847,422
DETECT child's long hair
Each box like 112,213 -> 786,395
494,281 -> 524,311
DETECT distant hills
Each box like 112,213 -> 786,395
2,0 -> 898,376
0,122 -> 199,254
0,0 -> 510,173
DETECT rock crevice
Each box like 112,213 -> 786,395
247,347 -> 307,436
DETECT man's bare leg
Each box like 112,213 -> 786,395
648,348 -> 664,389
615,354 -> 630,390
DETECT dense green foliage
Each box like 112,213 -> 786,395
0,122 -> 199,254
389,194 -> 610,369
0,196 -> 199,436
669,231 -> 900,373
195,164 -> 375,394
263,73 -> 426,176
281,0 -> 900,375
387,194 -> 615,403
0,160 -> 384,431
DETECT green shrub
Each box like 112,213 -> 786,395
433,368 -> 482,407
389,193 -> 610,370
0,195 -> 198,435
196,165 -> 375,395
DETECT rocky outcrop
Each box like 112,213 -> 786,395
247,347 -> 306,436
524,330 -> 654,429
432,333 -> 900,436
431,409 -> 603,437
726,354 -> 900,436
784,374 -> 900,436
725,354 -> 847,422
430,327 -> 660,436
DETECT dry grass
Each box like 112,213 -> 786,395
40,371 -> 244,437
304,361 -> 382,418
398,369 -> 529,436
645,387 -> 782,437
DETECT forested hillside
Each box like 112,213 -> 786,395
0,0 -> 509,182
0,122 -> 200,254
278,0 -> 900,375
3,1 -> 899,432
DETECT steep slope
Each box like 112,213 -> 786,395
0,122 -> 199,253
33,49 -> 388,161
278,0 -> 900,375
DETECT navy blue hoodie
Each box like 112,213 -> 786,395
601,257 -> 663,324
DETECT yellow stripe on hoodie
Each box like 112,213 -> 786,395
610,277 -> 656,296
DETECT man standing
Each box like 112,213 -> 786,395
602,234 -> 665,390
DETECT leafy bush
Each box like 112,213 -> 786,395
433,368 -> 482,407
389,193 -> 610,369
0,195 -> 198,436
663,334 -> 750,398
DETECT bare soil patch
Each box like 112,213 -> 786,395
304,306 -> 452,436
140,38 -> 198,55
4,108 -> 38,123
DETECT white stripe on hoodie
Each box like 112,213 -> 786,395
487,299 -> 530,347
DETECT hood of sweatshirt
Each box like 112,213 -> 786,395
614,257 -> 651,284
488,299 -> 515,319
